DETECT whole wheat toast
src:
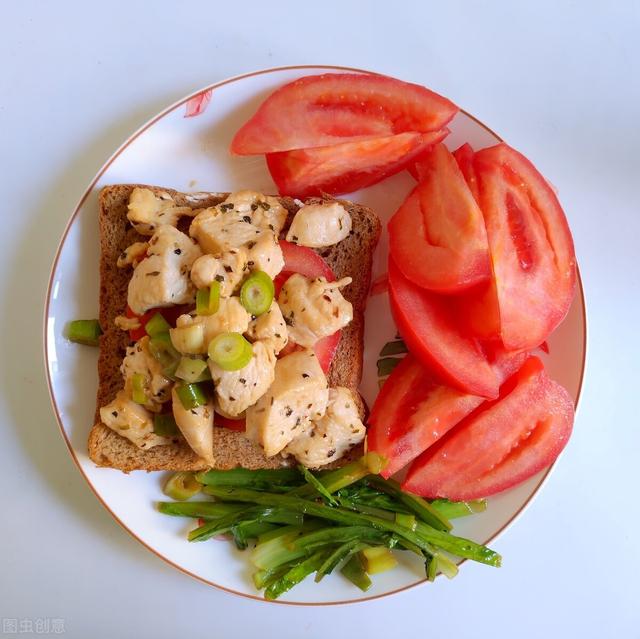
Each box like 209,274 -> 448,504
88,185 -> 380,472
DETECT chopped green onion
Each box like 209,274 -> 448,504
395,512 -> 417,531
148,332 -> 181,370
175,357 -> 209,383
163,472 -> 201,501
153,413 -> 179,437
131,372 -> 147,404
66,319 -> 102,346
377,357 -> 402,377
379,340 -> 408,357
361,547 -> 398,575
341,554 -> 371,592
196,281 -> 221,316
240,271 -> 274,316
208,332 -> 253,371
145,312 -> 171,337
175,383 -> 208,410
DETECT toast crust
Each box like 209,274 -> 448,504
88,185 -> 380,471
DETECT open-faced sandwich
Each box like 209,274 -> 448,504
88,185 -> 380,471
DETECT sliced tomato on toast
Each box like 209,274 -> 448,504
267,130 -> 447,197
474,143 -> 577,350
388,257 -> 500,398
231,73 -> 458,155
274,240 -> 341,373
403,356 -> 574,500
388,143 -> 490,292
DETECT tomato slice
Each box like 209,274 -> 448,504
388,143 -> 490,293
267,130 -> 447,198
275,241 -> 336,295
388,257 -> 499,398
403,357 -> 574,499
125,304 -> 190,341
474,143 -> 577,351
231,73 -> 458,155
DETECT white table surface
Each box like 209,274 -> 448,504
1,1 -> 638,637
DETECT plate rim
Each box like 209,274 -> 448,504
43,63 -> 588,606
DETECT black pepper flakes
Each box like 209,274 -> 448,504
242,215 -> 251,223
285,407 -> 293,417
224,265 -> 233,273
259,201 -> 271,210
146,271 -> 161,277
239,378 -> 246,385
215,274 -> 225,282
174,248 -> 182,255
111,411 -> 118,418
247,241 -> 256,249
327,449 -> 336,458
302,373 -> 310,379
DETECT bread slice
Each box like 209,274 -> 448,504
88,185 -> 381,472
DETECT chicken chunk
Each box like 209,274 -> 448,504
285,387 -> 365,467
174,298 -> 250,354
245,232 -> 285,280
278,274 -> 353,348
245,350 -> 329,457
127,225 -> 202,315
100,390 -> 171,450
286,202 -> 352,248
117,241 -> 149,268
190,248 -> 248,297
171,387 -> 215,466
246,301 -> 288,354
120,336 -> 172,411
127,187 -> 194,235
224,190 -> 288,236
209,341 -> 277,416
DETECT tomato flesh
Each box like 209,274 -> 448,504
388,257 -> 499,398
215,414 -> 246,432
403,357 -> 574,499
267,130 -> 447,197
231,73 -> 458,155
474,143 -> 576,350
452,143 -> 480,203
388,143 -> 490,293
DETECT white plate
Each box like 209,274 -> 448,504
44,65 -> 587,605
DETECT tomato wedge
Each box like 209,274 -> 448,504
474,143 -> 577,351
267,130 -> 447,197
403,357 -> 574,500
274,240 -> 341,373
388,143 -> 490,292
231,73 -> 458,155
388,257 -> 499,398
367,348 -> 527,478
215,414 -> 246,432
452,142 -> 480,203
367,354 -> 485,478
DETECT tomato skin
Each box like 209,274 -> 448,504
388,143 -> 490,293
267,130 -> 447,198
231,73 -> 458,155
403,357 -> 574,500
388,257 -> 500,398
474,143 -> 577,351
